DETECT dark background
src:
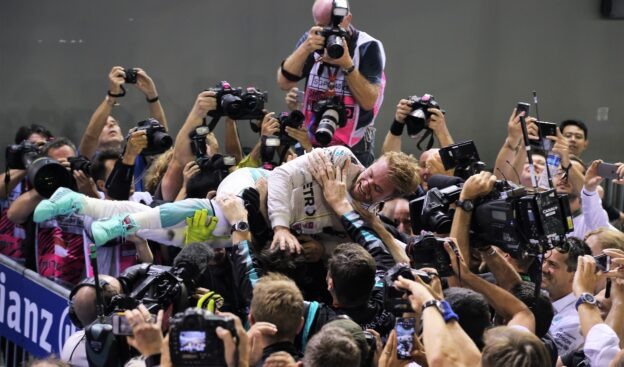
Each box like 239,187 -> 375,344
1,0 -> 623,168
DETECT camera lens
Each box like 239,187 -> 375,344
315,109 -> 340,146
427,210 -> 452,234
326,34 -> 345,59
221,94 -> 243,118
405,109 -> 427,138
28,157 -> 76,198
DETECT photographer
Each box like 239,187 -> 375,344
79,67 -> 168,192
277,0 -> 385,166
381,97 -> 454,155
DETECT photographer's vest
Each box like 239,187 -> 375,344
301,29 -> 386,148
36,215 -> 85,286
0,182 -> 28,261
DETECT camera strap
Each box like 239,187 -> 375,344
416,129 -> 435,151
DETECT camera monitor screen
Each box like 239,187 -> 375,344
179,331 -> 206,352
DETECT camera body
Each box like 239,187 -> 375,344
123,68 -> 138,84
208,81 -> 267,121
68,155 -> 93,176
6,140 -> 41,170
169,308 -> 236,367
404,94 -> 441,138
439,141 -> 485,180
277,110 -> 305,146
383,263 -> 431,314
317,0 -> 350,59
409,184 -> 462,234
406,234 -> 454,277
132,118 -> 173,156
313,96 -> 347,146
195,154 -> 236,174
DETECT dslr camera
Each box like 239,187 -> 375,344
383,263 -> 431,314
404,94 -> 441,139
313,96 -> 347,146
131,118 -> 173,156
277,110 -> 305,146
123,68 -> 138,84
68,155 -> 93,177
169,308 -> 236,367
317,0 -> 350,59
406,233 -> 455,277
5,140 -> 76,198
409,183 -> 462,234
208,81 -> 267,121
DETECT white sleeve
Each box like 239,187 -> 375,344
268,146 -> 356,229
581,187 -> 610,234
584,323 -> 621,367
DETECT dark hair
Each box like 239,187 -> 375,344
531,148 -> 546,159
185,155 -> 231,199
91,149 -> 122,182
560,119 -> 588,140
444,287 -> 491,350
304,326 -> 361,367
510,281 -> 554,338
559,237 -> 592,272
328,243 -> 375,307
14,123 -> 53,144
42,137 -> 76,156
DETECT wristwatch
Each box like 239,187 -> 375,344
342,64 -> 356,75
456,199 -> 474,212
575,292 -> 597,310
422,299 -> 459,323
230,221 -> 250,234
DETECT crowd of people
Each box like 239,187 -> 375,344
5,0 -> 624,366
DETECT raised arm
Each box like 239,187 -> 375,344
0,170 -> 26,200
79,66 -> 124,159
277,27 -> 323,91
224,118 -> 243,164
161,91 -> 216,201
134,68 -> 167,130
381,99 -> 410,154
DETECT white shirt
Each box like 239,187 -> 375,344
584,323 -> 621,367
548,292 -> 584,356
569,187 -> 612,240
61,330 -> 87,367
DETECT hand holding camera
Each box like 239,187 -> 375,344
394,99 -> 412,124
572,255 -> 599,297
460,171 -> 497,201
124,304 -> 164,358
285,87 -> 301,111
124,129 -> 149,161
393,274 -> 437,312
133,68 -> 158,100
261,112 -> 280,137
182,160 -> 201,187
191,91 -> 218,119
303,26 -> 326,54
108,66 -> 125,96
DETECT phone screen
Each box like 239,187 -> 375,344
515,102 -> 530,118
395,317 -> 415,360
537,121 -> 557,151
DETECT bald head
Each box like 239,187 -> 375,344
72,275 -> 122,327
312,0 -> 351,27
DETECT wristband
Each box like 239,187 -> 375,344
107,85 -> 126,98
342,64 -> 356,75
146,95 -> 159,103
280,60 -> 303,82
390,119 -> 405,136
144,353 -> 161,367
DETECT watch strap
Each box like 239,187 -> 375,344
342,64 -> 356,75
422,300 -> 459,323
575,292 -> 596,310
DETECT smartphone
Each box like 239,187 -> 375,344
534,121 -> 557,151
515,102 -> 530,118
395,317 -> 415,360
594,254 -> 611,272
297,90 -> 305,103
598,162 -> 620,180
111,313 -> 133,336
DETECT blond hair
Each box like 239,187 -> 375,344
250,272 -> 304,340
585,227 -> 624,252
143,148 -> 174,194
381,151 -> 421,195
482,326 -> 550,367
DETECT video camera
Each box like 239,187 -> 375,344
5,140 -> 76,198
208,81 -> 267,121
318,0 -> 350,59
439,140 -> 485,180
130,118 -> 173,156
313,96 -> 347,146
383,263 -> 431,314
406,234 -> 455,277
169,308 -> 236,367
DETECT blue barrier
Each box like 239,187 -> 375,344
0,254 -> 79,359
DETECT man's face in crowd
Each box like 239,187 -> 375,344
521,154 -> 546,187
553,160 -> 584,195
562,125 -> 588,157
350,157 -> 395,203
541,249 -> 574,300
392,198 -> 412,236
98,116 -> 124,148
47,144 -> 76,163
